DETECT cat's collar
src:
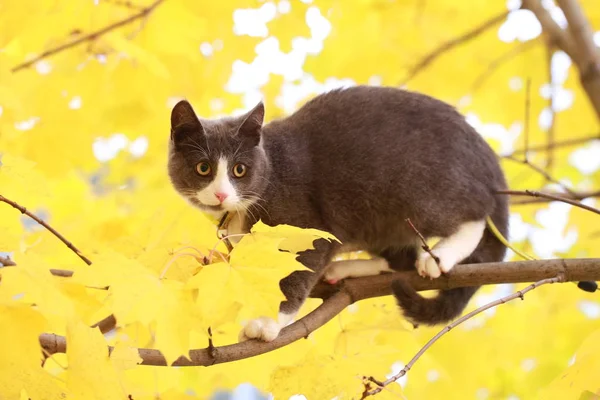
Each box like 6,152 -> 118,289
217,212 -> 234,252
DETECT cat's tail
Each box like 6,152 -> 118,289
391,281 -> 478,326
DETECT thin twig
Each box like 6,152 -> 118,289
501,156 -> 577,196
11,0 -> 165,72
509,134 -> 600,155
471,41 -> 537,92
497,189 -> 600,215
400,10 -> 509,85
362,275 -> 564,398
524,77 -> 532,162
405,218 -> 439,265
546,41 -> 557,177
0,194 -> 92,265
0,255 -> 17,266
38,258 -> 600,366
511,190 -> 600,204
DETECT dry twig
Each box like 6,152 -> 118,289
405,218 -> 439,264
471,41 -> 538,92
361,276 -> 564,398
0,194 -> 92,265
400,10 -> 509,85
11,0 -> 165,73
501,156 -> 577,196
497,189 -> 600,215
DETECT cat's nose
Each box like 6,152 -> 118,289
214,192 -> 228,203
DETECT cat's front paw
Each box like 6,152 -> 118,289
323,263 -> 349,284
238,316 -> 281,342
416,249 -> 456,279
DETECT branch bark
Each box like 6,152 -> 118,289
39,258 -> 600,366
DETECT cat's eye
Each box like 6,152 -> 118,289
196,162 -> 212,176
232,163 -> 247,178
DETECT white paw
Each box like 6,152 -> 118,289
416,248 -> 457,279
238,316 -> 281,342
323,263 -> 349,284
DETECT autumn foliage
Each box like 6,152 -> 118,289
1,0 -> 600,399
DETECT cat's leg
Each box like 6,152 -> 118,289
416,219 -> 486,279
323,258 -> 393,284
239,238 -> 334,342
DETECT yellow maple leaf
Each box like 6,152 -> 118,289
0,303 -> 65,399
251,220 -> 339,253
66,320 -> 127,399
539,329 -> 600,399
73,250 -> 205,365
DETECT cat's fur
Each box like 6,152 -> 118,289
168,85 -> 508,342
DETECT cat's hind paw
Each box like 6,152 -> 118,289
238,316 -> 281,342
416,249 -> 456,279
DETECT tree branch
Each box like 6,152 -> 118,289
521,0 -> 578,60
39,258 -> 600,367
509,190 -> 600,205
497,189 -> 600,215
471,41 -> 538,92
11,0 -> 165,73
400,10 -> 509,85
0,255 -> 17,266
361,275 -> 564,398
523,0 -> 600,120
509,134 -> 600,155
556,0 -> 600,119
0,194 -> 92,265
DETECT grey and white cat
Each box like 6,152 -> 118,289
167,86 -> 508,342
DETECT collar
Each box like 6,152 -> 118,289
217,212 -> 234,253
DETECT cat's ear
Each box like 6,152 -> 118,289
238,101 -> 264,146
171,100 -> 203,141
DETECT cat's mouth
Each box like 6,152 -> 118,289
188,196 -> 230,214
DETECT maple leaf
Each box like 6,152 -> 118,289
66,320 -> 127,399
0,303 -> 65,399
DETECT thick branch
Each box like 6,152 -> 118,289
556,0 -> 600,119
523,0 -> 600,120
11,0 -> 164,73
521,0 -> 578,60
39,258 -> 600,366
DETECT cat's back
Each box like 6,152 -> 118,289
265,85 -> 498,170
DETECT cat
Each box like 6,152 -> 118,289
167,85 -> 509,342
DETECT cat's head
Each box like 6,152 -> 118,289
167,100 -> 270,218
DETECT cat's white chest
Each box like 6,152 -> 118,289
226,210 -> 247,245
